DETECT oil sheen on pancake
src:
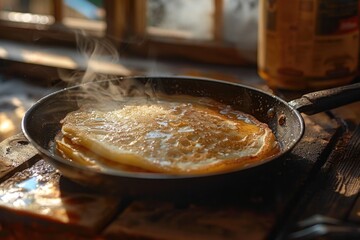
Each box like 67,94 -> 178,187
56,96 -> 280,174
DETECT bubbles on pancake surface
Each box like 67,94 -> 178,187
58,95 -> 279,174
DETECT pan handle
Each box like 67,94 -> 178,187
288,82 -> 360,115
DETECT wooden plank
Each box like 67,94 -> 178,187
104,200 -> 275,240
0,159 -> 122,236
0,133 -> 40,182
297,105 -> 360,220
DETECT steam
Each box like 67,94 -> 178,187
59,31 -> 124,85
58,32 -> 155,105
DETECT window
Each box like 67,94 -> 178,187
0,0 -> 258,65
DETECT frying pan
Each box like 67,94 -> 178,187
22,76 -> 360,196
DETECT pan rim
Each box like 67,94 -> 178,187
22,76 -> 305,180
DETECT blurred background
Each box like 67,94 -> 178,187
0,0 -> 260,141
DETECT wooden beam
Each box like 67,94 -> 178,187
104,0 -> 130,43
130,38 -> 252,66
132,0 -> 147,37
213,0 -> 224,42
53,0 -> 63,23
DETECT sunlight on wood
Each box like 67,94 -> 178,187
147,26 -> 193,39
63,17 -> 106,36
0,11 -> 54,25
88,60 -> 132,76
0,47 -> 8,58
0,114 -> 16,139
21,50 -> 78,69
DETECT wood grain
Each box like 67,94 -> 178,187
0,159 -> 121,234
0,134 -> 41,181
278,120 -> 360,238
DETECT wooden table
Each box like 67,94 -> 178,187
0,74 -> 359,240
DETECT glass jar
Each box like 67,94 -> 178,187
258,0 -> 359,90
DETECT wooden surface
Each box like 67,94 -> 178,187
0,104 -> 358,239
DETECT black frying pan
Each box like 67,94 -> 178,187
22,77 -> 360,196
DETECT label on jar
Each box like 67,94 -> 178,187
258,0 -> 359,82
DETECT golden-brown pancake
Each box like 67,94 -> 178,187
56,136 -> 149,172
57,96 -> 279,174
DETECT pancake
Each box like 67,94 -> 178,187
56,136 -> 150,173
57,96 -> 279,174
